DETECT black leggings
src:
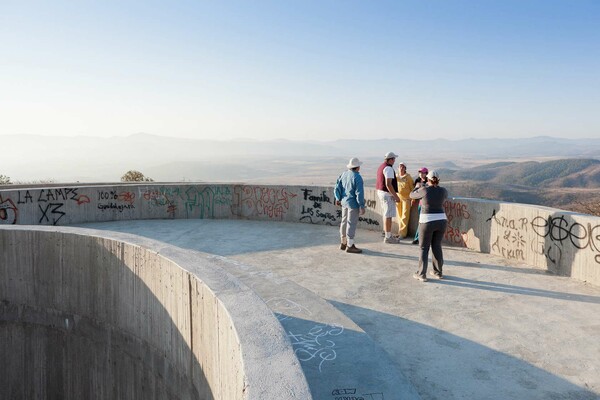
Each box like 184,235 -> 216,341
416,219 -> 447,277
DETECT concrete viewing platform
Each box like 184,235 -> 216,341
77,218 -> 600,400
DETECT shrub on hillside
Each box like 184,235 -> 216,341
121,170 -> 154,182
0,175 -> 12,185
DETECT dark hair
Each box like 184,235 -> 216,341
428,177 -> 440,185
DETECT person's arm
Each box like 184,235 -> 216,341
410,186 -> 426,200
356,175 -> 366,215
407,176 -> 415,192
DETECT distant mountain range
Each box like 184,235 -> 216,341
438,158 -> 600,188
1,134 -> 599,190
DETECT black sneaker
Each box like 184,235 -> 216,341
340,243 -> 347,250
412,239 -> 419,245
346,244 -> 362,254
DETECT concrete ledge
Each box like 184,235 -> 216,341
0,225 -> 310,400
1,183 -> 598,285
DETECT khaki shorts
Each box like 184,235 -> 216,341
377,190 -> 396,218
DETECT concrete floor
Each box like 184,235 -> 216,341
78,219 -> 600,400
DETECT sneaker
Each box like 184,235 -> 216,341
384,236 -> 400,244
345,244 -> 362,254
430,272 -> 443,279
340,243 -> 347,251
413,273 -> 428,282
411,239 -> 419,245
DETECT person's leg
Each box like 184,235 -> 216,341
346,208 -> 359,246
416,222 -> 433,278
339,207 -> 348,249
395,200 -> 403,236
377,191 -> 388,236
398,198 -> 410,238
383,194 -> 398,243
431,220 -> 447,276
412,204 -> 421,244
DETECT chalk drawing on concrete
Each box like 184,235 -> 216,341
287,324 -> 344,372
265,297 -> 312,322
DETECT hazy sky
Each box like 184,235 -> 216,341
1,1 -> 599,141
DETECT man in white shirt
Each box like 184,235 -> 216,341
376,152 -> 401,243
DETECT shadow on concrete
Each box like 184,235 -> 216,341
431,276 -> 600,304
361,248 -> 419,261
1,230 -> 209,400
328,300 -> 599,400
271,312 -> 420,400
444,258 -> 554,276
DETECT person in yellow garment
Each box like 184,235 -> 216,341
395,162 -> 414,239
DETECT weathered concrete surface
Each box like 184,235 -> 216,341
80,219 -> 600,400
0,226 -> 310,400
1,184 -> 599,286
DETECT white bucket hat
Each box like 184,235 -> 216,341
346,157 -> 363,169
384,152 -> 398,159
427,170 -> 439,180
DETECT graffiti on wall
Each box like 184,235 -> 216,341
185,186 -> 232,219
143,186 -> 184,217
97,190 -> 136,212
443,200 -> 470,247
531,215 -> 600,265
299,187 -> 339,225
0,195 -> 18,224
486,209 -> 527,261
234,186 -> 296,220
14,188 -> 82,225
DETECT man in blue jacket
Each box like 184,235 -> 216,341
334,157 -> 366,254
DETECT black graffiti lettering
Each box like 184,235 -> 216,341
97,203 -> 135,212
315,209 -> 337,222
17,190 -> 33,204
38,203 -> 65,225
67,188 -> 78,201
301,188 -> 331,204
492,235 -> 524,261
358,216 -> 380,226
37,189 -> 47,202
366,199 -> 377,208
332,389 -> 357,396
301,205 -> 314,216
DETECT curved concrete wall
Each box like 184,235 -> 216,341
0,226 -> 310,400
1,183 -> 598,285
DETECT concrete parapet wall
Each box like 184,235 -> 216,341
441,198 -> 600,285
0,183 -> 598,283
0,226 -> 310,400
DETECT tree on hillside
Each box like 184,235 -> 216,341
121,170 -> 154,182
0,175 -> 12,185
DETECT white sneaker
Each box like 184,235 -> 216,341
383,236 -> 400,244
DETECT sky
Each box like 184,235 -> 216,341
1,0 -> 599,141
